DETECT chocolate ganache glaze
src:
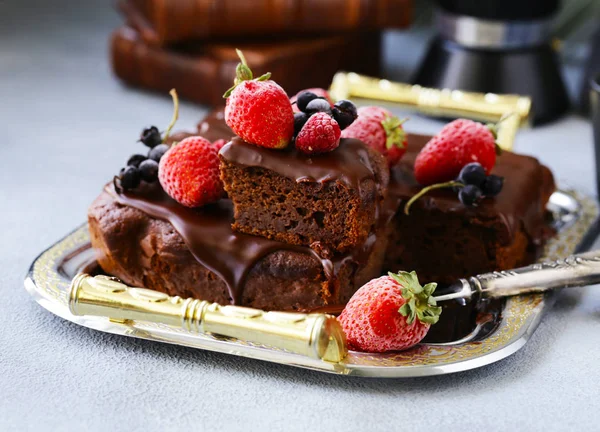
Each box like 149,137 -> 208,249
220,137 -> 380,191
108,181 -> 387,306
202,110 -> 552,247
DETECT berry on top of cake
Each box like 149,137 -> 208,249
403,118 -> 505,214
341,106 -> 408,166
158,136 -> 224,208
413,118 -> 500,186
114,89 -> 182,192
223,50 -> 294,149
221,70 -> 390,253
290,87 -> 334,113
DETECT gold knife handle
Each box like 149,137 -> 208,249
68,274 -> 347,363
329,72 -> 532,127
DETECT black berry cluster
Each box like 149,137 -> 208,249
293,92 -> 357,137
455,162 -> 504,206
404,162 -> 504,215
115,126 -> 168,191
115,89 -> 180,192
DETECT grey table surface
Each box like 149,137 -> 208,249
2,1 -> 599,431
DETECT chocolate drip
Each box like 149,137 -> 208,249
108,182 -> 382,305
108,181 -> 386,305
220,137 -> 377,191
108,183 -> 333,304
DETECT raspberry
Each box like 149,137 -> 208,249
295,112 -> 341,155
158,137 -> 224,208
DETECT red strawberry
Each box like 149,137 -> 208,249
338,271 -> 441,353
212,139 -> 227,152
290,88 -> 333,113
158,136 -> 224,208
341,106 -> 407,166
295,112 -> 341,155
224,50 -> 294,149
414,119 -> 498,186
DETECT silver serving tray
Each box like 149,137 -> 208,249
25,190 -> 599,377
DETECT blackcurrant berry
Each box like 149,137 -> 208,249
294,112 -> 308,136
458,184 -> 482,206
332,100 -> 358,130
139,159 -> 159,182
127,154 -> 147,168
481,175 -> 504,196
140,126 -> 162,148
296,92 -> 318,112
457,163 -> 486,187
305,98 -> 332,116
148,144 -> 169,162
120,166 -> 141,190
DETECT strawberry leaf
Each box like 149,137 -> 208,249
223,49 -> 272,98
223,85 -> 236,98
256,72 -> 272,82
390,271 -> 442,326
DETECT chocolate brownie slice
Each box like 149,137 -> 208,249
384,134 -> 556,284
219,137 -> 390,253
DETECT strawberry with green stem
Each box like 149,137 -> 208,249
338,271 -> 442,353
341,106 -> 408,166
224,50 -> 294,149
405,117 -> 510,214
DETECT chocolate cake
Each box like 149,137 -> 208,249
89,109 -> 555,315
384,134 -> 555,284
220,137 -> 390,253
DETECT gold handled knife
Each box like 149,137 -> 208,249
68,274 -> 347,363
